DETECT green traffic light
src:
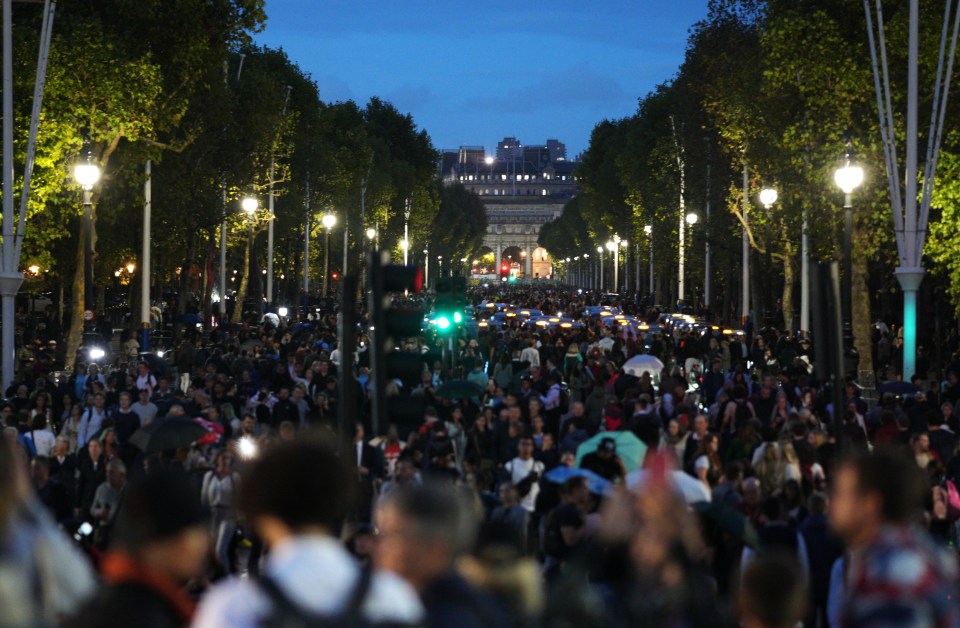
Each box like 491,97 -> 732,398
436,315 -> 451,330
453,311 -> 463,324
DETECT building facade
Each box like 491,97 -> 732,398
440,137 -> 578,278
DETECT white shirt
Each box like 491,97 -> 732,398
27,429 -> 56,457
192,535 -> 423,628
520,347 -> 540,367
505,456 -> 544,513
201,471 -> 239,509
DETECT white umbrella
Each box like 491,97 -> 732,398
622,354 -> 664,378
626,469 -> 711,505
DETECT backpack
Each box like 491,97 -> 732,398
258,566 -> 378,628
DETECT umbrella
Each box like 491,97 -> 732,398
626,469 -> 711,504
175,313 -> 203,325
622,354 -> 664,378
434,379 -> 484,400
262,312 -> 280,327
693,501 -> 760,549
576,431 -> 647,473
129,418 -> 211,453
544,466 -> 611,495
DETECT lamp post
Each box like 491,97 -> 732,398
73,148 -> 101,340
597,246 -> 604,293
679,213 -> 698,306
605,240 -> 615,292
835,153 -> 864,364
322,212 -> 337,297
645,225 -> 653,301
620,239 -> 628,293
403,198 -> 411,266
582,253 -> 589,289
756,188 -> 778,324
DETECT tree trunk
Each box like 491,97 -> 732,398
64,228 -> 85,370
852,249 -> 874,378
232,232 -> 251,323
781,252 -> 795,334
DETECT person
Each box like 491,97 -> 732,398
65,470 -> 210,628
90,459 -> 126,530
192,436 -> 423,627
541,476 -> 589,578
0,440 -> 95,626
31,455 -> 70,522
504,436 -> 545,515
579,436 -> 626,482
488,481 -> 528,545
377,482 -> 511,628
201,450 -> 239,573
77,392 -> 110,449
829,449 -> 960,626
77,438 -> 107,520
738,552 -> 806,628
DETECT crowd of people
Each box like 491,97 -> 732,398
0,285 -> 958,627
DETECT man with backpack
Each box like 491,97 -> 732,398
193,437 -> 423,627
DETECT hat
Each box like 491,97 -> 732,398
112,470 -> 209,549
599,437 -> 617,453
566,344 -> 580,355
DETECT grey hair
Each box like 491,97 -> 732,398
381,481 -> 479,561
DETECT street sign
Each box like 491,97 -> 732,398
83,309 -> 95,321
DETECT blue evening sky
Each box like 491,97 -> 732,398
257,0 -> 711,157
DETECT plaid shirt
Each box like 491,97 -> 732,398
842,525 -> 960,628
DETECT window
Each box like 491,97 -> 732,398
542,189 -> 547,196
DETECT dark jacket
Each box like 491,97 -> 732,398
421,573 -> 511,628
65,581 -> 188,628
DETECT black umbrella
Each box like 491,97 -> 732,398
693,501 -> 760,549
129,418 -> 210,453
434,379 -> 484,400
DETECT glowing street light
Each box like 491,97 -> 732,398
322,212 -> 337,296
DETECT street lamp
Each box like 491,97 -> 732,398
403,198 -> 411,266
835,152 -> 864,365
759,188 -> 778,209
679,214 -> 698,306
241,196 -> 258,216
644,225 -> 653,301
73,148 -> 101,338
322,212 -> 337,296
365,227 -> 376,242
597,246 -> 604,293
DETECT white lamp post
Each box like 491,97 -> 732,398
322,212 -> 337,296
644,225 -> 653,300
597,245 -> 603,291
605,240 -> 616,293
679,213 -> 698,305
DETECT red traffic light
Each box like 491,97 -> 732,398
331,272 -> 340,280
500,263 -> 509,275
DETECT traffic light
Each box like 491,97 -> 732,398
499,262 -> 510,281
434,277 -> 464,333
368,252 -> 425,433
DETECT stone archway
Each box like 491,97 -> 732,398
501,246 -> 524,275
531,246 -> 551,279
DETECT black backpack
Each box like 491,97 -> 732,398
258,566 -> 383,628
